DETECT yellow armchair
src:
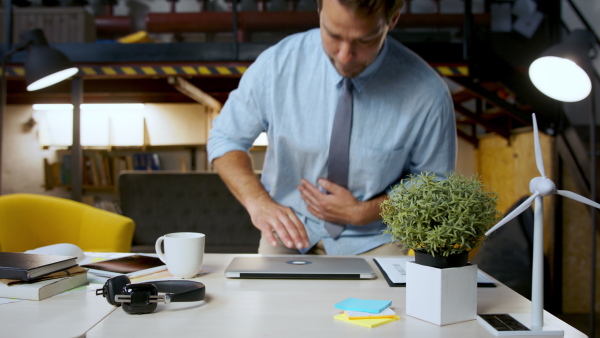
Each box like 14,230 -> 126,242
0,193 -> 135,253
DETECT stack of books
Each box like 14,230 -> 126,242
333,297 -> 400,328
0,252 -> 88,301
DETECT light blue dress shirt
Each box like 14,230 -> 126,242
208,29 -> 457,255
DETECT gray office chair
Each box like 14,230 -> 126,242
118,171 -> 260,253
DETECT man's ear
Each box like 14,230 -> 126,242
388,11 -> 401,30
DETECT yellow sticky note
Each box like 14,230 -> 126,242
334,314 -> 400,328
344,307 -> 397,320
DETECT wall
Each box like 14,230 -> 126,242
456,135 -> 476,176
1,105 -> 68,197
561,163 -> 600,313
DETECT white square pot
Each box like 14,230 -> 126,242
406,261 -> 478,326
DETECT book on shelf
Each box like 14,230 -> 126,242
82,156 -> 92,186
54,150 -> 165,189
93,152 -> 106,186
60,154 -> 72,186
0,266 -> 88,301
132,153 -> 161,171
101,153 -> 113,186
0,252 -> 78,281
88,154 -> 102,186
88,155 -> 100,186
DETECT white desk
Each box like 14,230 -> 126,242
82,254 -> 586,338
0,286 -> 116,338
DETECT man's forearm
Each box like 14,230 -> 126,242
213,150 -> 310,249
356,193 -> 388,225
212,150 -> 272,212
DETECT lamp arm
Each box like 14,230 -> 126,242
1,40 -> 32,62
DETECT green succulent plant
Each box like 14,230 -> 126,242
380,171 -> 500,257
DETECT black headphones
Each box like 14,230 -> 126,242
96,275 -> 206,314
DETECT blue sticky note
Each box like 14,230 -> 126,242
334,298 -> 392,314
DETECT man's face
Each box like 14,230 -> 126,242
319,0 -> 399,78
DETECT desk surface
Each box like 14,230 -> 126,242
0,285 -> 116,338
89,254 -> 585,338
0,254 -> 587,338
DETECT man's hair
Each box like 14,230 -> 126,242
317,0 -> 404,23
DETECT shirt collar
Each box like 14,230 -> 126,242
330,37 -> 390,93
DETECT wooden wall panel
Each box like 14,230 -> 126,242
478,135 -> 516,215
477,129 -> 554,227
561,164 -> 600,313
476,129 -> 558,304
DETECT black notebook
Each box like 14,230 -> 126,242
0,252 -> 78,281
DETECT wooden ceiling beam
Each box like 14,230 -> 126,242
168,76 -> 223,111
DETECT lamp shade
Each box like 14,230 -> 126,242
528,29 -> 594,103
20,29 -> 78,91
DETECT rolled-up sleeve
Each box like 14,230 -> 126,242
207,55 -> 270,163
409,85 -> 457,177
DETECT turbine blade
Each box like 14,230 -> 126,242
485,193 -> 539,236
532,113 -> 546,178
557,190 -> 600,209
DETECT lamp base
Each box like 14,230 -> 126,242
477,314 -> 563,337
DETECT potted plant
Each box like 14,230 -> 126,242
380,171 -> 500,326
380,171 -> 500,267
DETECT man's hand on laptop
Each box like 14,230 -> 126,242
248,200 -> 310,250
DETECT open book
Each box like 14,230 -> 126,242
81,255 -> 166,278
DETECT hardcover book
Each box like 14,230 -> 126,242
0,267 -> 87,301
0,252 -> 78,281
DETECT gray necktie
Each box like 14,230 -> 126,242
325,78 -> 353,239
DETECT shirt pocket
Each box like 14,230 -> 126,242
351,143 -> 409,194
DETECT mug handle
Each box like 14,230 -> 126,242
155,236 -> 167,264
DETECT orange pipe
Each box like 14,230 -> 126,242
146,12 -> 320,33
94,12 -> 489,35
95,16 -> 132,35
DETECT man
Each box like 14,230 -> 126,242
207,0 -> 456,255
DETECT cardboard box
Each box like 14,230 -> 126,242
406,261 -> 477,325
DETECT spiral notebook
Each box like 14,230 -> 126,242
373,257 -> 496,287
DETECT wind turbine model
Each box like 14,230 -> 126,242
478,113 -> 600,337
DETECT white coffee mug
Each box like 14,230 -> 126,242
155,232 -> 205,279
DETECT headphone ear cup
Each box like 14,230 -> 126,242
106,275 -> 131,306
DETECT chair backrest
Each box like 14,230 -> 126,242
118,171 -> 260,253
0,193 -> 135,252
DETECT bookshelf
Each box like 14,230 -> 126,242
45,145 -> 208,192
35,103 -> 214,203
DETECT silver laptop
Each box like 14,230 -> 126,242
224,256 -> 377,279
